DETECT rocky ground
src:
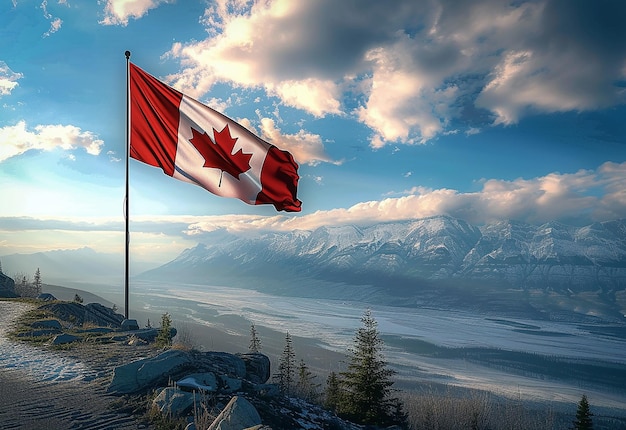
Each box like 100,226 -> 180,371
0,300 -> 157,429
0,299 -> 364,430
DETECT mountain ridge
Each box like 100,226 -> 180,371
140,216 -> 626,298
140,216 -> 626,316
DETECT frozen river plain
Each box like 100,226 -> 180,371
129,281 -> 626,413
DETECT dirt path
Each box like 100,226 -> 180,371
0,301 -> 154,430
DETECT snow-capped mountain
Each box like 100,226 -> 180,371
141,216 -> 626,298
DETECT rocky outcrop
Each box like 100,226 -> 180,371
52,333 -> 80,345
107,349 -> 192,394
152,387 -> 199,417
106,349 -> 271,395
207,396 -> 262,430
238,353 -> 270,385
0,272 -> 16,298
32,319 -> 62,330
39,302 -> 124,327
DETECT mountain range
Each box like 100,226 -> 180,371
138,216 -> 626,319
3,216 -> 625,320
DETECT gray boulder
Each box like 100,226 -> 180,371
177,372 -> 217,392
84,303 -> 124,327
198,352 -> 246,378
37,293 -> 56,301
152,387 -> 198,417
130,327 -> 177,342
120,319 -> 139,330
79,327 -> 114,334
107,349 -> 192,394
219,374 -> 242,393
0,273 -> 16,298
207,396 -> 262,430
238,353 -> 270,384
52,333 -> 79,345
32,319 -> 62,330
40,302 -> 124,328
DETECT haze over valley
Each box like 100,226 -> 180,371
3,215 -> 625,417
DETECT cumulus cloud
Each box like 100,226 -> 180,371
180,162 -> 626,235
0,61 -> 22,97
4,162 -> 623,258
99,0 -> 174,26
164,0 -> 626,147
0,121 -> 104,162
234,115 -> 338,166
255,117 -> 338,166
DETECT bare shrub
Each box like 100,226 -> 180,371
402,388 -> 556,430
172,321 -> 197,351
193,391 -> 218,429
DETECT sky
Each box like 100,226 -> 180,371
1,0 -> 626,266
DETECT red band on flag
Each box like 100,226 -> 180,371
129,63 -> 182,176
257,146 -> 302,212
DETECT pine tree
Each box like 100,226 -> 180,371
249,322 -> 261,352
33,268 -> 42,296
274,331 -> 296,395
572,394 -> 593,430
324,371 -> 342,412
339,309 -> 402,427
295,359 -> 320,402
156,312 -> 173,349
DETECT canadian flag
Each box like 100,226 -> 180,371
128,63 -> 301,212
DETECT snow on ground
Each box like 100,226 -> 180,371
132,282 -> 626,410
0,301 -> 97,382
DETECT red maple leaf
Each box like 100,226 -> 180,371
189,124 -> 252,185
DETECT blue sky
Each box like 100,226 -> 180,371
1,0 -> 625,265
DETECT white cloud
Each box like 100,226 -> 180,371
40,0 -> 63,37
268,79 -> 341,117
43,17 -> 63,37
0,62 -> 23,97
256,117 -> 338,166
182,162 -> 626,234
357,40 -> 460,147
3,162 -> 623,259
165,0 -> 626,147
0,121 -> 104,162
99,0 -> 174,26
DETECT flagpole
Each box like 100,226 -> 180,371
124,50 -> 131,320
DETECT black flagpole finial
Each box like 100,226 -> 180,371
125,50 -> 131,59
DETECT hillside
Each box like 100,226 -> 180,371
138,216 -> 626,320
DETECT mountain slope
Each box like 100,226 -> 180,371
140,216 -> 626,298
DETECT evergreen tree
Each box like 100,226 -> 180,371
0,258 -> 3,273
324,371 -> 342,412
274,331 -> 296,395
249,322 -> 261,352
156,312 -> 173,349
295,359 -> 320,402
33,268 -> 42,296
572,394 -> 593,430
339,309 -> 403,427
